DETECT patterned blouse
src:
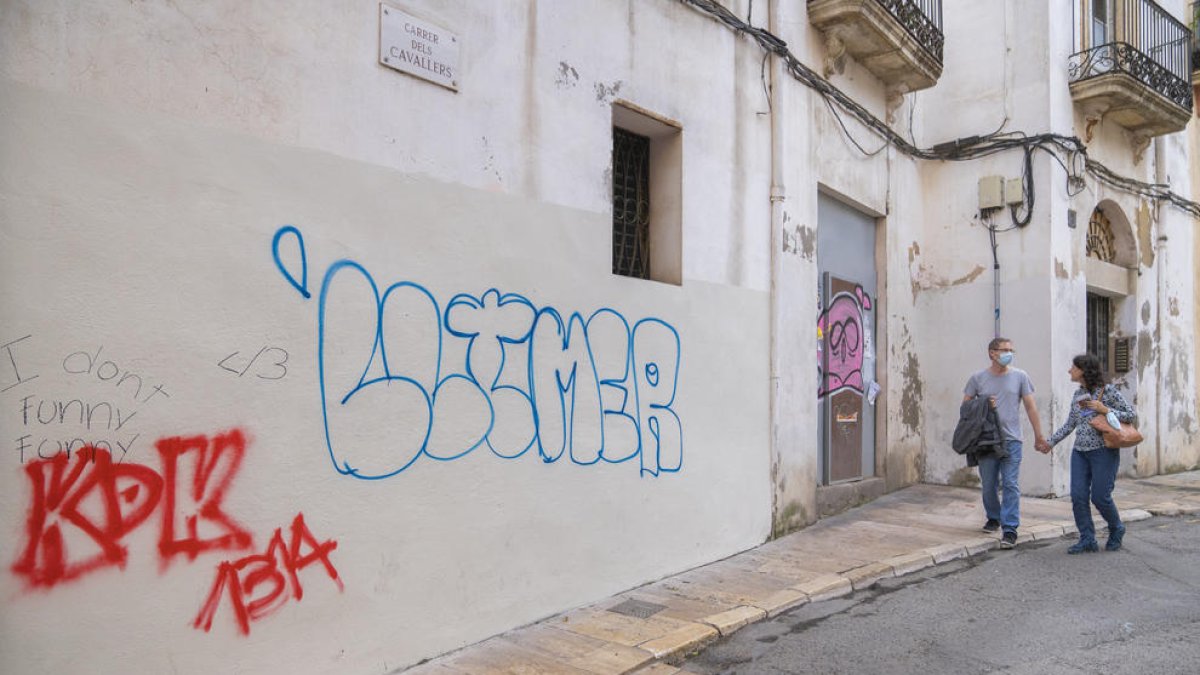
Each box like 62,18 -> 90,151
1048,384 -> 1136,452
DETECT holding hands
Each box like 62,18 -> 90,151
1034,437 -> 1052,454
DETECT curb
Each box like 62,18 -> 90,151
630,512 -> 1165,672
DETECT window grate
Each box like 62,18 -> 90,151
1087,292 -> 1111,369
1114,336 -> 1132,373
612,127 -> 650,280
1086,208 -> 1116,263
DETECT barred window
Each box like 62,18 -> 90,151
612,127 -> 651,279
1087,292 -> 1111,369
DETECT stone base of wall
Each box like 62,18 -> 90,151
817,477 -> 887,519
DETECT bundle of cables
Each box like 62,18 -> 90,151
677,0 -> 1200,223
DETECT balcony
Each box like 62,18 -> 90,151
1068,0 -> 1194,137
807,0 -> 944,93
1192,1 -> 1199,84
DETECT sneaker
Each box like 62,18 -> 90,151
982,518 -> 1001,533
1068,540 -> 1100,554
999,531 -> 1017,549
1105,524 -> 1126,552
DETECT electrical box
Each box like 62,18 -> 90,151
1004,178 -> 1024,205
978,176 -> 1004,210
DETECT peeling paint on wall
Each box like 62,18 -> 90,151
1166,346 -> 1197,438
1136,202 -> 1155,267
555,61 -> 579,88
594,80 -> 623,103
1054,259 -> 1069,279
1136,329 -> 1156,379
949,465 -> 981,487
1141,301 -> 1151,325
798,225 -> 816,260
910,261 -> 986,299
899,352 -> 922,435
1168,297 -> 1180,317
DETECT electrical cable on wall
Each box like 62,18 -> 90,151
676,0 -> 1200,222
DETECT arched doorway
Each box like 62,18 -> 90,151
1083,200 -> 1140,475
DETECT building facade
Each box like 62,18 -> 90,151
0,1 -> 1196,672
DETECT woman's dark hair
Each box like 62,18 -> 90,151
1073,354 -> 1107,392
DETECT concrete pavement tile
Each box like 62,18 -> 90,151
616,588 -> 740,624
699,605 -> 766,636
883,551 -> 936,577
559,608 -> 694,648
843,562 -> 894,590
636,622 -> 719,659
501,625 -> 654,674
566,644 -> 655,674
1120,508 -> 1152,522
754,587 -> 810,617
925,542 -> 968,564
435,638 -> 595,674
962,536 -> 998,555
850,510 -> 986,537
751,549 -> 867,578
1142,501 -> 1198,516
641,580 -> 757,617
1027,523 -> 1066,540
667,564 -> 799,607
1060,521 -> 1079,536
792,573 -> 852,602
501,624 -> 612,659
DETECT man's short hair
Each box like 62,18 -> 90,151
988,337 -> 1011,351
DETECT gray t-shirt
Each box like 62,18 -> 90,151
963,367 -> 1035,442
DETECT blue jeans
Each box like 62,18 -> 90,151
1071,447 -> 1122,544
978,439 -> 1023,533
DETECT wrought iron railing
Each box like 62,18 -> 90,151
1068,0 -> 1194,112
808,0 -> 944,63
873,0 -> 944,62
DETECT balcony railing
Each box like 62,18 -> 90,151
1068,0 -> 1193,113
1192,1 -> 1199,74
875,0 -> 944,62
807,0 -> 944,92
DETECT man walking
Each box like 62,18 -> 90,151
963,337 -> 1049,549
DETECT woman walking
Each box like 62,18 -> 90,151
1041,354 -> 1136,554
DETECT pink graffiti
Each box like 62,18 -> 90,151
818,287 -> 871,398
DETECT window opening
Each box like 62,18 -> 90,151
1086,208 -> 1117,263
612,127 -> 651,280
1087,292 -> 1112,369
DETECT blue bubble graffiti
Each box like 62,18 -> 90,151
272,226 -> 682,480
271,225 -> 311,299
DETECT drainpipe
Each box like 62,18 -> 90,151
1153,138 -> 1166,475
768,0 -> 787,521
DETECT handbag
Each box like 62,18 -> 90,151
1088,414 -> 1143,448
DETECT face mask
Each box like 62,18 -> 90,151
997,351 -> 1014,367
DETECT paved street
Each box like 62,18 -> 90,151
684,515 -> 1200,675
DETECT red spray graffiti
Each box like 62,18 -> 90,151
12,447 -> 163,588
11,427 -> 344,635
193,513 -> 343,635
156,429 -> 254,565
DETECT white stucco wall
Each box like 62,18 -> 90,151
915,0 -> 1198,494
0,2 -> 776,672
1,1 -> 1196,671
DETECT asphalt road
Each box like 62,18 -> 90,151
684,515 -> 1200,675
